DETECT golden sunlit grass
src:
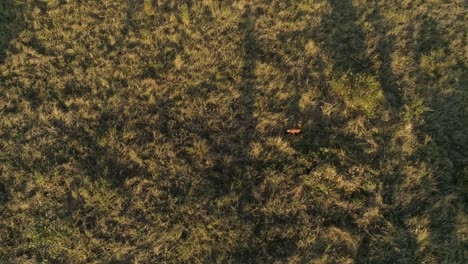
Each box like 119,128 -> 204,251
0,0 -> 466,263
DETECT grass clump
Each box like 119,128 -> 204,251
331,73 -> 383,117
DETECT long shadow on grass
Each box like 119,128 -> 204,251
52,117 -> 150,186
312,0 -> 383,160
198,6 -> 259,201
411,15 -> 466,262
309,1 -> 419,262
352,3 -> 415,262
224,5 -> 259,213
0,0 -> 24,63
0,0 -> 25,205
221,5 -> 263,260
320,0 -> 370,75
318,0 -> 403,109
237,4 -> 258,177
278,0 -> 378,157
371,6 -> 403,111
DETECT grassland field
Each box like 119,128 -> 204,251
0,0 -> 467,263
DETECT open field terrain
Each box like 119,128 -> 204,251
0,0 -> 467,263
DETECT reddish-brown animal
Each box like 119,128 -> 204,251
287,121 -> 302,134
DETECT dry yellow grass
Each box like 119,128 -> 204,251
0,0 -> 466,263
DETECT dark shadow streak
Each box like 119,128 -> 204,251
296,1 -> 417,262
321,0 -> 371,75
371,4 -> 403,110
0,0 -> 25,205
0,0 -> 24,63
51,117 -> 150,187
412,15 -> 465,263
226,4 -> 258,208
173,5 -> 259,208
226,5 -> 263,261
